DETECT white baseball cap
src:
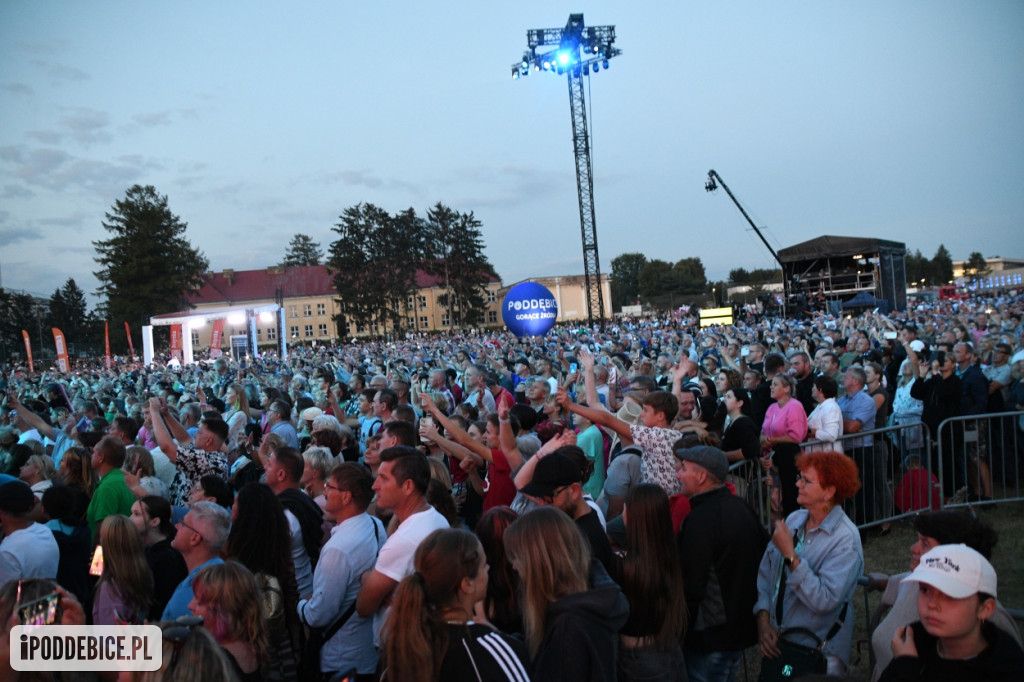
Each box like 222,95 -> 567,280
904,544 -> 997,599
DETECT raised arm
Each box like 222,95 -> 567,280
148,398 -> 189,462
419,394 -> 491,461
6,394 -> 56,440
576,348 -> 607,414
496,399 -> 523,472
557,386 -> 631,439
513,429 -> 577,491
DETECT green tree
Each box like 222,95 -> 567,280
748,268 -> 782,284
673,257 -> 707,293
0,289 -> 40,366
422,203 -> 496,329
93,185 -> 208,347
728,267 -> 750,285
904,249 -> 933,286
610,252 -> 647,308
280,233 -> 324,267
638,259 -> 676,307
932,244 -> 954,284
47,278 -> 90,344
327,203 -> 424,336
962,251 -> 990,277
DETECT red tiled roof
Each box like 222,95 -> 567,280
187,265 -> 499,305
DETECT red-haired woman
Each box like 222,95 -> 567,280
754,451 -> 864,676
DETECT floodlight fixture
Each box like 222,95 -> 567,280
509,13 -> 622,327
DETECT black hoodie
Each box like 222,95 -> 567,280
879,620 -> 1024,682
532,559 -> 630,682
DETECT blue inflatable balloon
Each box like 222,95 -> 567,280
502,282 -> 558,337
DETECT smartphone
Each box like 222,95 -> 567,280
18,592 -> 62,627
570,363 -> 578,374
421,416 -> 433,429
884,331 -> 898,340
89,545 -> 104,577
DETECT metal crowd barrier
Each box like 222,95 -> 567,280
936,411 -> 1024,509
738,410 -> 1024,530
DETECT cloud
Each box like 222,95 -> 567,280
38,212 -> 89,228
24,107 -> 113,146
59,107 -> 112,145
0,144 -> 157,195
0,225 -> 45,247
30,60 -> 90,83
3,83 -> 33,95
311,169 -> 422,195
2,185 -> 34,199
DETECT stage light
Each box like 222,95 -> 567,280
189,318 -> 207,329
259,311 -> 274,323
534,64 -> 540,71
512,69 -> 519,79
557,51 -> 570,66
593,61 -> 600,72
583,64 -> 589,75
521,58 -> 529,69
228,312 -> 245,325
602,59 -> 609,69
542,59 -> 551,70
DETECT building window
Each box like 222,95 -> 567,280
407,316 -> 415,328
289,325 -> 299,338
418,295 -> 427,309
488,311 -> 497,323
255,328 -> 262,337
318,323 -> 328,336
288,306 -> 298,318
419,316 -> 428,328
441,314 -> 450,327
303,304 -> 312,317
357,324 -> 366,333
406,296 -> 414,308
191,332 -> 199,345
303,325 -> 313,337
487,290 -> 496,303
316,303 -> 326,316
267,327 -> 277,340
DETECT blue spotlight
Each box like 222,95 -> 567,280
602,59 -> 609,69
593,61 -> 600,72
557,50 -> 570,66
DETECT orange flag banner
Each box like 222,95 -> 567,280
21,330 -> 34,373
170,324 -> 183,362
125,322 -> 135,357
52,327 -> 70,373
211,318 -> 225,350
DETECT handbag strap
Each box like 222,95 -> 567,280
313,516 -> 383,640
774,525 -> 850,651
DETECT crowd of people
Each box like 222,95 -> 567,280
1,290 -> 1023,681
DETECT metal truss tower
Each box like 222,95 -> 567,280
511,14 -> 621,327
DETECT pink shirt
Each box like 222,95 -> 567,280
761,398 -> 808,443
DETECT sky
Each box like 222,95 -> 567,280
1,1 -> 1022,307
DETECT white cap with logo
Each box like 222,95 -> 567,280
904,544 -> 997,599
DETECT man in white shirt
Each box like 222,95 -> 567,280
0,480 -> 59,585
356,447 -> 449,646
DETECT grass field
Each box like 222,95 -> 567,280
736,500 -> 1024,681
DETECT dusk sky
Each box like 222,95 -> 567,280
2,1 -> 1022,307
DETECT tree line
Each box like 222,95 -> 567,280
1,185 -> 497,362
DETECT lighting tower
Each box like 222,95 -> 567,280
511,13 -> 621,327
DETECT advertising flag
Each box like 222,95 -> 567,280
21,330 -> 33,373
52,327 -> 70,373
